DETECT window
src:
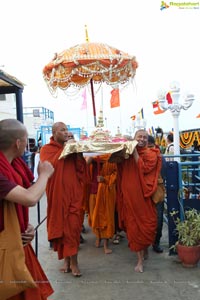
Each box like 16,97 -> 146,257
0,94 -> 6,101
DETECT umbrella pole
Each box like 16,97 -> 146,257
90,79 -> 97,126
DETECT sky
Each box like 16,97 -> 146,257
1,0 -> 200,136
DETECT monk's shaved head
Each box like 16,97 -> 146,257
134,129 -> 148,139
0,119 -> 27,150
52,122 -> 68,145
52,122 -> 66,134
134,129 -> 148,148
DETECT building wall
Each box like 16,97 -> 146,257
0,94 -> 16,120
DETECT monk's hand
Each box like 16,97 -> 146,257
97,175 -> 105,183
38,161 -> 54,179
133,148 -> 139,162
21,223 -> 35,246
85,156 -> 93,164
67,138 -> 76,143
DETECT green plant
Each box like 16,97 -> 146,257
170,207 -> 200,247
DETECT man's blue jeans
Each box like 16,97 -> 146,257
154,201 -> 164,245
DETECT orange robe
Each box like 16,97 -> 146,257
9,245 -> 54,300
0,153 -> 53,300
88,154 -> 117,239
118,147 -> 162,252
40,137 -> 86,259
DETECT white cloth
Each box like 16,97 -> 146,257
165,143 -> 174,161
33,153 -> 40,182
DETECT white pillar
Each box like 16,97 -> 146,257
172,112 -> 180,157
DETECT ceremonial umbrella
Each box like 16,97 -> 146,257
43,42 -> 138,126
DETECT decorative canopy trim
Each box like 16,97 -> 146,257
43,42 -> 138,95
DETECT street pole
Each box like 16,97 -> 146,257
158,82 -> 195,160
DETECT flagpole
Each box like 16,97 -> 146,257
90,79 -> 97,127
86,88 -> 89,134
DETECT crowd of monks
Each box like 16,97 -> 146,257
40,122 -> 161,276
0,119 -> 162,300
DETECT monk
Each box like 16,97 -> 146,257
40,122 -> 87,277
87,154 -> 117,254
0,118 -> 54,300
110,129 -> 162,272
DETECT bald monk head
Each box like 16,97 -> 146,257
52,122 -> 69,145
134,129 -> 148,148
0,119 -> 28,158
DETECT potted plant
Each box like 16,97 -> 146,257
170,205 -> 200,267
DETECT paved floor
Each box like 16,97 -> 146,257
29,195 -> 200,300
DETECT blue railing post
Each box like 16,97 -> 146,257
165,161 -> 179,255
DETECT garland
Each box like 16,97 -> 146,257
155,131 -> 200,149
180,131 -> 200,149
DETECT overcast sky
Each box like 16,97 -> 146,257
1,0 -> 200,135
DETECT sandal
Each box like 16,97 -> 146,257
112,234 -> 121,244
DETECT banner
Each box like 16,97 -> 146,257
166,92 -> 173,104
138,108 -> 144,119
110,89 -> 120,108
152,101 -> 165,114
81,88 -> 87,110
130,115 -> 136,120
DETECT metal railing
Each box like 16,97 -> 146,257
164,151 -> 200,254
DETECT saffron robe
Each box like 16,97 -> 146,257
0,152 -> 54,300
40,137 -> 86,259
88,154 -> 117,239
118,147 -> 162,252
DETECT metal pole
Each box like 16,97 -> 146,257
15,88 -> 24,123
172,113 -> 180,158
90,79 -> 97,127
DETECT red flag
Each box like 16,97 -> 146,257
110,89 -> 120,108
152,101 -> 165,115
166,92 -> 173,104
130,115 -> 136,120
81,88 -> 87,110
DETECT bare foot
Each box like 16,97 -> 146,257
70,265 -> 82,277
135,250 -> 144,272
103,239 -> 112,254
134,264 -> 143,273
104,248 -> 112,254
95,238 -> 101,248
70,254 -> 82,277
60,257 -> 71,273
60,267 -> 71,273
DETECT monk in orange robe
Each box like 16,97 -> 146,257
110,129 -> 162,272
0,118 -> 54,299
40,122 -> 87,277
87,154 -> 117,254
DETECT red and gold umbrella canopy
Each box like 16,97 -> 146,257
43,42 -> 138,125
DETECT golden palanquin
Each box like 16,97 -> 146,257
59,140 -> 138,159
